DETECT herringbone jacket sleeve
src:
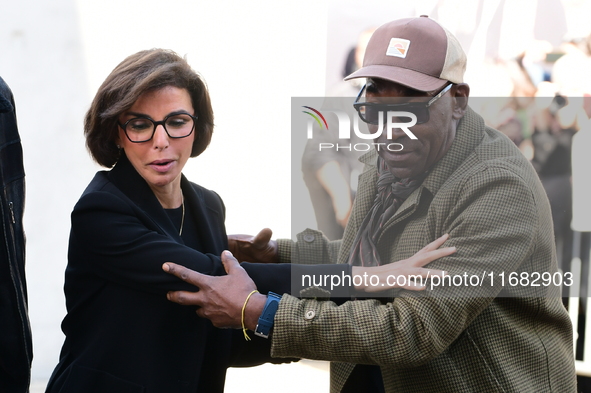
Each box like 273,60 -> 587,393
277,229 -> 341,266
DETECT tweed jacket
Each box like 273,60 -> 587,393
273,107 -> 577,392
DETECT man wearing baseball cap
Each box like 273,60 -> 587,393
163,16 -> 577,392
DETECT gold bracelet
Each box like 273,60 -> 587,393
242,290 -> 259,341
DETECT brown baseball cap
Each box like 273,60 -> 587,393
345,15 -> 466,92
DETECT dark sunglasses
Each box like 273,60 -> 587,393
353,83 -> 453,125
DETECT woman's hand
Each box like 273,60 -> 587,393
353,234 -> 454,292
227,228 -> 279,263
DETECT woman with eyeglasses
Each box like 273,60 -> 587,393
44,48 -> 269,393
45,48 -> 453,393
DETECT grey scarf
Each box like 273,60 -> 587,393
348,158 -> 426,267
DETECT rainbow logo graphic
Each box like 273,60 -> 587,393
302,106 -> 329,130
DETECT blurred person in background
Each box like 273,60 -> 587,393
552,31 -> 591,387
530,84 -> 575,274
302,28 -> 375,240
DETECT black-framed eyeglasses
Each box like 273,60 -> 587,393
118,113 -> 198,143
353,83 -> 453,125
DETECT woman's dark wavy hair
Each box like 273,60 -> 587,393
85,49 -> 214,167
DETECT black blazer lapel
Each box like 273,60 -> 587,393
180,175 -> 226,254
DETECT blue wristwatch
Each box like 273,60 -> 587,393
254,292 -> 282,338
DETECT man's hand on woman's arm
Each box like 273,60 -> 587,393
163,251 -> 266,330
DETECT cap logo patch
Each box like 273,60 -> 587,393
386,38 -> 410,58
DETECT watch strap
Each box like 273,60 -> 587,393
254,292 -> 282,338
